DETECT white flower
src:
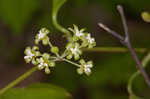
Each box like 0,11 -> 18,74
77,59 -> 93,76
35,28 -> 50,45
86,34 -> 95,44
24,48 -> 34,60
37,57 -> 48,70
84,61 -> 93,75
81,33 -> 96,48
66,43 -> 82,60
24,46 -> 40,64
70,44 -> 80,55
68,24 -> 85,39
36,54 -> 55,74
24,47 -> 35,63
75,27 -> 84,37
37,57 -> 50,74
38,30 -> 46,39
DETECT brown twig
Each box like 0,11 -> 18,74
98,5 -> 150,87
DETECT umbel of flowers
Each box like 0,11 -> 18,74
24,25 -> 96,76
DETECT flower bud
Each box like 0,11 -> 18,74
45,67 -> 50,74
51,46 -> 59,54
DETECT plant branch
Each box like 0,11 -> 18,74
0,67 -> 38,95
98,5 -> 150,87
98,23 -> 124,41
117,5 -> 129,40
127,43 -> 150,87
117,5 -> 150,87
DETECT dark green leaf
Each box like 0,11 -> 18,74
0,0 -> 39,34
129,94 -> 143,99
0,83 -> 71,99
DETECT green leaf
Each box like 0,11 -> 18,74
28,83 -> 71,95
0,83 -> 71,99
129,94 -> 143,99
0,0 -> 39,34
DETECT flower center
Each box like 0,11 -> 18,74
38,31 -> 45,39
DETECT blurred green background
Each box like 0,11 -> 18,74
0,0 -> 150,99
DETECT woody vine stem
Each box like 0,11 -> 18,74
98,5 -> 150,87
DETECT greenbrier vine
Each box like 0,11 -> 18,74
0,0 -> 149,99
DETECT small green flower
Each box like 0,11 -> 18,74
77,59 -> 93,76
69,24 -> 86,41
36,57 -> 51,74
68,25 -> 96,48
36,54 -> 55,74
35,28 -> 50,45
82,33 -> 96,48
37,57 -> 48,70
42,53 -> 56,67
66,43 -> 82,60
24,46 -> 40,65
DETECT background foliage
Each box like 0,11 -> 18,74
0,0 -> 150,99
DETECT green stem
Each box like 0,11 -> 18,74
52,0 -> 72,41
48,40 -> 53,48
48,40 -> 60,57
52,13 -> 71,41
62,58 -> 81,67
82,47 -> 147,53
128,52 -> 150,94
0,67 -> 38,95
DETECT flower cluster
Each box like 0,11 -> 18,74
66,25 -> 96,75
68,25 -> 96,48
24,28 -> 57,74
24,46 -> 56,74
24,25 -> 96,76
66,25 -> 96,60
